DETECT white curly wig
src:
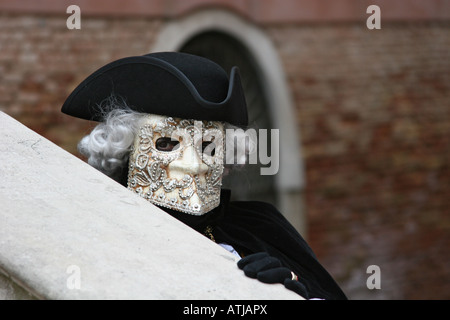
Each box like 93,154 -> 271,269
78,97 -> 253,185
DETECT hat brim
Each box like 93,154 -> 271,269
61,55 -> 248,126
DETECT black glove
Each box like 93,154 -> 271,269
237,252 -> 309,299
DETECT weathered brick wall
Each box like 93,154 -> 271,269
1,12 -> 449,299
267,22 -> 450,299
0,14 -> 162,155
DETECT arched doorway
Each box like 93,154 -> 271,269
151,9 -> 306,235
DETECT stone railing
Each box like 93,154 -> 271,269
0,112 -> 301,300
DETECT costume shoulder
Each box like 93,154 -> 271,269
213,200 -> 347,300
221,200 -> 316,259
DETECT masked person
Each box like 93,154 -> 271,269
61,52 -> 347,300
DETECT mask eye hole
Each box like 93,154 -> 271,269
202,141 -> 216,156
155,137 -> 180,152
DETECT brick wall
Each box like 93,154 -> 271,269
268,22 -> 450,299
1,12 -> 449,299
0,14 -> 162,155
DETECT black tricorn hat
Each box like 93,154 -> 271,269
61,52 -> 248,126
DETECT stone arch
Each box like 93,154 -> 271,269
152,9 -> 307,235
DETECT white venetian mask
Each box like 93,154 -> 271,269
127,114 -> 225,215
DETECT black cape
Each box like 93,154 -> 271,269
160,189 -> 347,300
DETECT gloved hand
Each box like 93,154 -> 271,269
237,252 -> 309,299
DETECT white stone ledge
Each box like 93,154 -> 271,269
0,112 -> 301,300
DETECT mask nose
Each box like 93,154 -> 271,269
168,144 -> 209,177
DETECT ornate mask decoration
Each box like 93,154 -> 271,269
128,114 -> 225,215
